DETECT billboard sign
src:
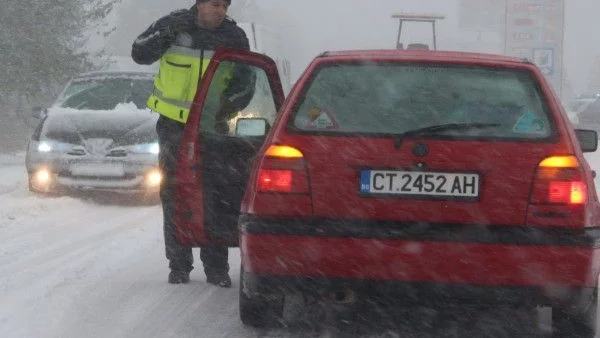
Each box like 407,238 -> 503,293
504,0 -> 564,95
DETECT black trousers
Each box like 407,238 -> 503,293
156,116 -> 229,276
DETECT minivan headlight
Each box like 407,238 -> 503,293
128,142 -> 159,154
34,140 -> 75,153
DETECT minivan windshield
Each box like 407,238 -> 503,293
56,75 -> 154,110
291,63 -> 553,139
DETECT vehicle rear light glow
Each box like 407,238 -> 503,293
265,145 -> 303,158
539,156 -> 579,168
530,156 -> 587,205
548,181 -> 586,204
257,145 -> 309,193
258,169 -> 292,192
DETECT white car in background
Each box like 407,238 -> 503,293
565,95 -> 599,126
25,71 -> 161,199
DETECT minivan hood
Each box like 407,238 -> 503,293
41,104 -> 158,145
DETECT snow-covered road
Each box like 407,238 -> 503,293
2,151 -> 600,338
0,153 -> 252,338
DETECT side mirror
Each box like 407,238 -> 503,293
32,106 -> 48,119
575,129 -> 598,152
235,118 -> 268,137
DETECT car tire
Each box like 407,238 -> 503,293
138,192 -> 161,205
28,178 -> 38,193
239,268 -> 284,328
552,292 -> 597,338
28,175 -> 59,196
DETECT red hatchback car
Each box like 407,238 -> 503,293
174,48 -> 600,335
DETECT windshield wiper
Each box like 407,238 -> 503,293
393,123 -> 501,147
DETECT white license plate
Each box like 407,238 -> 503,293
70,162 -> 124,177
360,170 -> 480,198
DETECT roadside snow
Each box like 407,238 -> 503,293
0,155 -> 249,338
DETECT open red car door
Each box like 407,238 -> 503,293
174,47 -> 285,247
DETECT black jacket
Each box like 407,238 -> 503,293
131,8 -> 250,65
131,8 -> 255,120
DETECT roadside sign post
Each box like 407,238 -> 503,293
503,0 -> 565,97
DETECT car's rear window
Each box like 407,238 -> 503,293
290,62 -> 554,139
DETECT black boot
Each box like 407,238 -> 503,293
168,271 -> 190,284
206,273 -> 231,288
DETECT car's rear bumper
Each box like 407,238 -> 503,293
242,271 -> 595,308
240,217 -> 600,305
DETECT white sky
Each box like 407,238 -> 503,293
255,0 -> 600,95
108,0 -> 600,96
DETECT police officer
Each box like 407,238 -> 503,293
131,0 -> 250,286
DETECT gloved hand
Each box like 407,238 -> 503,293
218,96 -> 237,119
164,9 -> 197,34
213,96 -> 240,135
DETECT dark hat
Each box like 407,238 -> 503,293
196,0 -> 231,4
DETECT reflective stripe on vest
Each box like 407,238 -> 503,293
147,46 -> 215,123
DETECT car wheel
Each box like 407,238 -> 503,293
239,268 -> 284,328
28,175 -> 59,195
28,178 -> 39,193
552,291 -> 597,338
138,192 -> 161,205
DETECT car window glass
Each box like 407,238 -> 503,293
199,61 -> 276,136
58,77 -> 154,110
290,63 -> 553,139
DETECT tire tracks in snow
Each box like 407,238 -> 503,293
0,206 -> 159,277
0,206 -> 161,324
0,199 -> 159,276
0,163 -> 27,196
1,198 -> 114,243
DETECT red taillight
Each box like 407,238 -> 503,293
548,182 -> 586,204
530,156 -> 587,205
259,170 -> 292,192
257,145 -> 309,193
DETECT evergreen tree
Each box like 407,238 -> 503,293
0,0 -> 120,104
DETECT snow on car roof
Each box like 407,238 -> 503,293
47,102 -> 151,115
72,71 -> 156,81
318,49 -> 526,64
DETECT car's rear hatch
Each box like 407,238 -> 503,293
275,58 -> 586,228
294,135 -> 559,226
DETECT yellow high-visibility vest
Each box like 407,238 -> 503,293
147,45 -> 217,123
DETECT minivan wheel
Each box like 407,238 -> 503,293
552,293 -> 597,338
28,177 -> 45,193
239,269 -> 284,328
28,176 -> 60,196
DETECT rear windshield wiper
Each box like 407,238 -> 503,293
397,123 -> 501,138
393,123 -> 501,146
